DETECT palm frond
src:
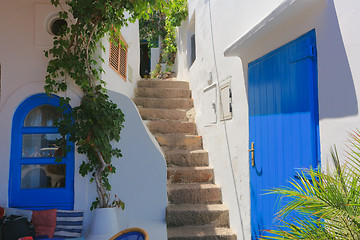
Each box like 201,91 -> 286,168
261,129 -> 360,239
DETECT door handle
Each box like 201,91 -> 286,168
249,142 -> 255,167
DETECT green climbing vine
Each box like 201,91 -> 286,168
139,0 -> 188,76
44,0 -> 171,210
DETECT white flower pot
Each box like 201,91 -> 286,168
86,208 -> 120,240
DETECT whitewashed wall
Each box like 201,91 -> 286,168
101,13 -> 142,98
176,0 -> 360,239
0,0 -> 167,239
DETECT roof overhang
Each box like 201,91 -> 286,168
224,0 -> 327,59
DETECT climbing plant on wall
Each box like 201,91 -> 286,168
45,0 -> 167,210
139,11 -> 166,49
139,0 -> 188,75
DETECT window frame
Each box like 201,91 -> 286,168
109,32 -> 128,81
9,93 -> 75,210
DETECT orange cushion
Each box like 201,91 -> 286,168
32,209 -> 57,238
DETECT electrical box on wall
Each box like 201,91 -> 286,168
203,84 -> 217,125
220,79 -> 232,121
128,65 -> 133,83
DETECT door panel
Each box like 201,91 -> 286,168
9,94 -> 74,210
249,30 -> 319,238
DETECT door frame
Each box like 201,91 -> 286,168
9,93 -> 75,210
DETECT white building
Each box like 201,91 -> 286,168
0,1 -> 167,239
176,0 -> 360,239
1,0 -> 360,239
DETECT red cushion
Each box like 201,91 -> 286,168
0,207 -> 4,218
32,209 -> 57,238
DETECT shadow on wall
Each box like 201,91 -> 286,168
317,0 -> 358,119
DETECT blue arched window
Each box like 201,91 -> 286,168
9,93 -> 74,210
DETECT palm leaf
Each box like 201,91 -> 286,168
261,130 -> 360,239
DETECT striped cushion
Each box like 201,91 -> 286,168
53,210 -> 83,239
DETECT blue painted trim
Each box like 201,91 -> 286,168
9,93 -> 75,210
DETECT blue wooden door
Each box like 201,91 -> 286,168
248,30 -> 320,238
9,94 -> 74,210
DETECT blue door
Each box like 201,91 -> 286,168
9,94 -> 74,210
248,30 -> 320,238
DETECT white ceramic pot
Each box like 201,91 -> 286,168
86,208 -> 120,240
160,63 -> 167,72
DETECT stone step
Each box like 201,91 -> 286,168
138,108 -> 187,121
147,121 -> 196,134
166,204 -> 230,228
135,77 -> 236,240
165,150 -> 209,167
136,87 -> 191,99
134,97 -> 193,109
167,226 -> 237,240
168,166 -> 214,184
168,183 -> 222,204
155,134 -> 203,151
138,79 -> 189,89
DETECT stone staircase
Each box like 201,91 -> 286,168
134,78 -> 237,240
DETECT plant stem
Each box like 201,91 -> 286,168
95,148 -> 107,207
86,22 -> 98,89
